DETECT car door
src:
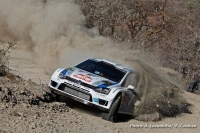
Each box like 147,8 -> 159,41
118,72 -> 138,115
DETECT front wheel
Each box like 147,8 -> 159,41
102,96 -> 121,122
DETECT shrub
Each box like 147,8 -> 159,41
0,42 -> 16,76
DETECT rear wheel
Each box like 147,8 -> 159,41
102,96 -> 121,122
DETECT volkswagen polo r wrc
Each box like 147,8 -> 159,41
48,58 -> 141,122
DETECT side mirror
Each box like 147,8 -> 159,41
127,85 -> 135,90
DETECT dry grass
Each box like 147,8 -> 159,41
0,42 -> 16,75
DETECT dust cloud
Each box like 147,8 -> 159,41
0,0 -> 190,118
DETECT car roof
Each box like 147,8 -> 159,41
89,58 -> 133,73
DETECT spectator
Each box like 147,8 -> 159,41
187,73 -> 200,92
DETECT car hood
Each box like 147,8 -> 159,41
65,68 -> 118,87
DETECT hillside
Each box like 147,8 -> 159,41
0,0 -> 200,132
75,0 -> 200,89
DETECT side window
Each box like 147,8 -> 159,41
121,73 -> 137,87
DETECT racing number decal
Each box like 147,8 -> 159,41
73,74 -> 92,83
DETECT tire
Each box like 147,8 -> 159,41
102,96 -> 121,122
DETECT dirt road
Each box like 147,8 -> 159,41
9,48 -> 50,85
0,48 -> 197,133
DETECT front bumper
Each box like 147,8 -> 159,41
49,86 -> 109,112
48,76 -> 115,112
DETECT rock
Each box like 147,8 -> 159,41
25,83 -> 29,87
9,111 -> 21,117
14,119 -> 19,123
20,89 -> 26,95
28,98 -> 40,105
51,102 -> 69,113
116,130 -> 120,133
0,129 -> 6,133
29,123 -> 36,129
28,79 -> 32,84
18,112 -> 24,117
21,103 -> 26,107
134,112 -> 161,121
0,84 -> 4,91
33,112 -> 40,119
13,86 -> 19,91
0,104 -> 6,109
20,88 -> 32,96
31,90 -> 44,101
2,87 -> 12,95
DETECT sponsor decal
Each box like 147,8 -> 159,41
93,98 -> 99,103
97,84 -> 108,88
112,82 -> 118,85
87,73 -> 97,77
70,66 -> 76,71
78,70 -> 85,72
73,74 -> 92,83
96,81 -> 118,88
61,69 -> 67,75
94,71 -> 100,75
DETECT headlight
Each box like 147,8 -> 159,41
58,69 -> 67,79
95,88 -> 111,95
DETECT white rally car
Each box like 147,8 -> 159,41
48,58 -> 140,122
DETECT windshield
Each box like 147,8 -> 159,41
76,59 -> 126,82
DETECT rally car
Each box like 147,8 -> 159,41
48,58 -> 141,122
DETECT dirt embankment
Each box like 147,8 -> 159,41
0,70 -> 200,133
0,73 -> 118,133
